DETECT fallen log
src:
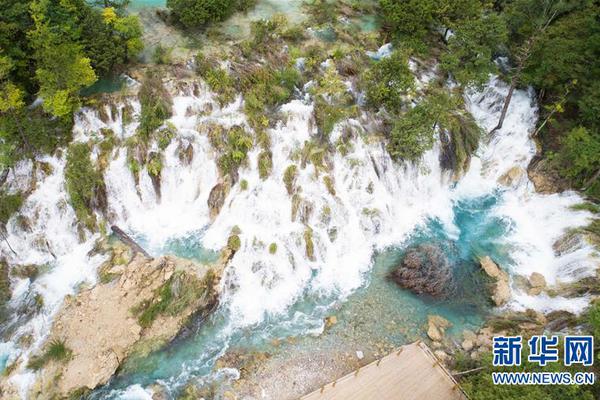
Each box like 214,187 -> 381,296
111,225 -> 152,259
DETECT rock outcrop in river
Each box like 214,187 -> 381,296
0,245 -> 234,399
389,244 -> 454,298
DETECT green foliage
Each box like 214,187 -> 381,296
133,270 -> 214,328
152,45 -> 172,65
268,242 -> 277,254
203,66 -> 236,105
65,143 -> 104,230
364,51 -> 414,112
240,179 -> 248,190
227,234 -> 241,252
211,125 -> 253,176
387,101 -> 437,161
0,191 -> 23,224
27,339 -> 71,370
323,175 -> 335,196
138,71 -> 172,137
460,351 -> 596,400
441,13 -> 507,88
258,150 -> 273,180
304,228 -> 315,261
167,0 -> 240,29
283,165 -> 298,195
558,127 -> 600,185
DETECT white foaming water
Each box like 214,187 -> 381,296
0,156 -> 105,397
1,75 -> 597,397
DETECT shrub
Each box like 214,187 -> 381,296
258,150 -> 273,180
138,71 -> 172,137
167,0 -> 238,29
240,179 -> 248,190
65,143 -> 104,230
203,66 -> 236,105
227,234 -> 241,252
27,339 -> 71,370
323,175 -> 335,196
0,192 -> 23,224
364,50 -> 414,113
283,165 -> 298,195
268,242 -> 277,254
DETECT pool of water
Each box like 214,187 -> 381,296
128,0 -> 166,10
89,192 -> 509,398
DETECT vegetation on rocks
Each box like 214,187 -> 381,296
167,0 -> 256,30
138,71 -> 173,138
0,191 -> 23,225
27,339 -> 71,371
283,165 -> 298,195
65,143 -> 106,231
133,270 -> 216,329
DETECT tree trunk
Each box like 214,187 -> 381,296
111,225 -> 152,259
490,78 -> 516,134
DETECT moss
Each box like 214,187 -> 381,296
0,191 -> 23,224
157,122 -> 177,150
240,179 -> 249,190
227,234 -> 241,252
132,271 -> 214,329
258,150 -> 273,180
571,202 -> 600,214
27,339 -> 72,370
323,175 -> 336,196
203,67 -> 236,105
214,126 -> 253,176
0,262 -> 10,311
138,70 -> 172,138
147,152 -> 163,178
283,164 -> 298,195
268,242 -> 277,254
65,143 -> 105,231
304,228 -> 316,261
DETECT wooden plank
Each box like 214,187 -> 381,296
299,342 -> 467,400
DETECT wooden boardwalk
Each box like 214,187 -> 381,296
300,342 -> 467,400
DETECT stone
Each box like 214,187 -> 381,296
527,158 -> 570,194
208,178 -> 231,220
492,279 -> 511,306
389,244 -> 454,298
427,315 -> 452,342
479,256 -> 511,306
498,166 -> 525,187
433,350 -> 448,361
324,315 -> 337,329
462,330 -> 477,342
527,272 -> 547,295
461,339 -> 474,352
356,350 -> 364,360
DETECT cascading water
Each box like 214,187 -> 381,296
0,66 -> 596,398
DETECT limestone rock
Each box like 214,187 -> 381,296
479,256 -> 511,306
23,254 -> 226,399
527,272 -> 547,296
527,158 -> 569,194
427,315 -> 452,342
389,244 -> 454,298
462,339 -> 474,352
498,166 -> 525,187
324,315 -> 337,329
208,178 -> 231,220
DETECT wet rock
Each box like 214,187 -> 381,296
479,256 -> 510,306
427,315 -> 452,342
527,157 -> 569,194
208,178 -> 232,220
461,339 -> 474,352
324,315 -> 337,329
498,166 -> 525,187
527,272 -> 546,296
178,141 -> 194,166
389,244 -> 454,298
553,231 -> 588,256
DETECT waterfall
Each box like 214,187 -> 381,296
0,74 -> 596,397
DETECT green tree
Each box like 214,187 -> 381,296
364,50 -> 414,113
441,13 -> 507,88
167,0 -> 238,29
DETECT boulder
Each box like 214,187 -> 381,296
427,315 -> 452,342
324,315 -> 337,329
389,244 -> 454,298
461,339 -> 474,352
498,166 -> 525,187
527,157 -> 569,194
479,256 -> 510,306
208,178 -> 231,220
527,272 -> 547,296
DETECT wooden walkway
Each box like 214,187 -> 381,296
300,342 -> 467,400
